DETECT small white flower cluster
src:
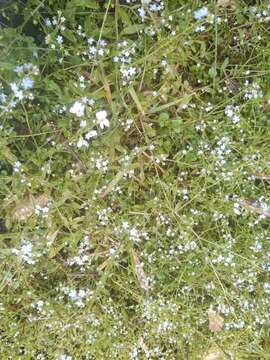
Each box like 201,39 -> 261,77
44,11 -> 66,50
181,188 -> 189,201
138,0 -> 165,21
61,287 -> 92,308
157,320 -> 176,333
97,207 -> 112,226
76,24 -> 86,38
78,75 -> 86,89
196,141 -> 210,157
166,227 -> 176,237
121,118 -> 133,132
213,211 -> 226,221
75,109 -> 110,150
129,225 -> 149,243
45,33 -> 64,50
34,201 -> 51,218
10,81 -> 34,100
14,62 -> 39,76
233,201 -> 242,215
169,241 -> 197,256
12,240 -> 41,265
139,14 -> 175,37
13,161 -> 22,173
58,355 -> 73,360
114,41 -> 138,85
84,38 -> 109,60
141,297 -> 178,323
45,34 -> 65,50
195,121 -> 207,132
243,80 -> 263,100
263,283 -> 270,294
225,319 -> 245,330
157,213 -> 170,226
114,221 -> 149,243
67,234 -> 91,271
125,0 -> 165,21
45,10 -> 66,30
233,268 -> 258,293
36,354 -> 46,360
1,63 -> 39,113
212,252 -> 235,267
154,153 -> 168,165
210,136 -> 232,167
204,102 -> 213,112
28,299 -> 54,322
92,155 -> 110,173
250,237 -> 263,253
30,300 -> 45,313
225,105 -> 241,124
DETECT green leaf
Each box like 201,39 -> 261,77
63,29 -> 77,42
118,7 -> 132,26
145,124 -> 156,138
45,80 -> 62,97
121,24 -> 145,35
208,67 -> 217,78
221,57 -> 229,72
171,118 -> 182,133
158,112 -> 170,128
68,0 -> 99,8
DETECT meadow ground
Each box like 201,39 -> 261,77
1,0 -> 270,359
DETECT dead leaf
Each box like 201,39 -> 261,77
131,250 -> 150,291
34,194 -> 49,207
205,349 -> 224,360
208,308 -> 224,333
225,73 -> 240,94
240,199 -> 270,218
12,194 -> 49,221
253,174 -> 270,181
13,203 -> 33,221
217,0 -> 236,8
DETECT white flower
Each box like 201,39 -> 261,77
45,18 -> 51,27
12,241 -> 40,265
85,130 -> 97,140
193,7 -> 209,20
138,7 -> 146,21
96,110 -> 110,129
80,120 -> 87,128
77,138 -> 89,148
56,35 -> 63,44
58,355 -> 73,360
195,25 -> 206,33
70,101 -> 85,117
10,83 -> 24,100
21,76 -> 34,90
13,161 -> 22,172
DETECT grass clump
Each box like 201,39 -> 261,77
1,0 -> 270,358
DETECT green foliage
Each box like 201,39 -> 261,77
1,0 -> 270,359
